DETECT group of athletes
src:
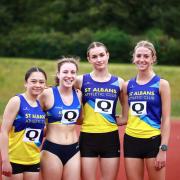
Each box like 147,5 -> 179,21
0,40 -> 171,180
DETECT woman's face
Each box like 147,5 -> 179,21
133,46 -> 154,71
88,46 -> 109,71
57,62 -> 77,88
25,72 -> 46,96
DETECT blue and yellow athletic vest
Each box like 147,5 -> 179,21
46,86 -> 81,125
81,74 -> 120,133
125,75 -> 162,138
9,94 -> 45,164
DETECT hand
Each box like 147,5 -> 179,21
2,160 -> 12,177
154,150 -> 167,170
116,115 -> 127,126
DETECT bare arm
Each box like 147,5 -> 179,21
155,79 -> 171,169
116,78 -> 128,126
117,80 -> 129,126
160,79 -> 171,145
0,96 -> 20,176
76,89 -> 84,125
74,75 -> 84,124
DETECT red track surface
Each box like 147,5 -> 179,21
0,120 -> 180,180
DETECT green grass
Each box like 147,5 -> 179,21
0,57 -> 180,120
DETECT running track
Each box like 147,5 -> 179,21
0,120 -> 180,180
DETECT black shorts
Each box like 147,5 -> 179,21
123,133 -> 161,158
42,139 -> 79,165
79,130 -> 120,158
11,162 -> 40,174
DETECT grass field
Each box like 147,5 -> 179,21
0,57 -> 180,119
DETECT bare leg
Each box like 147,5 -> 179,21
100,157 -> 120,180
63,152 -> 81,180
40,151 -> 63,180
24,172 -> 39,180
81,157 -> 99,180
145,158 -> 165,180
124,158 -> 144,180
2,173 -> 23,180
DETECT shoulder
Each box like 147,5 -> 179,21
160,78 -> 170,92
117,76 -> 124,83
4,96 -> 20,114
75,74 -> 84,89
160,78 -> 169,86
116,76 -> 124,90
8,96 -> 20,106
122,80 -> 130,93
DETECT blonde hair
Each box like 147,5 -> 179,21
55,56 -> 80,85
132,40 -> 157,64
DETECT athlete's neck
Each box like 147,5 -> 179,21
58,86 -> 73,106
136,71 -> 155,85
23,92 -> 37,106
58,86 -> 73,96
91,70 -> 111,82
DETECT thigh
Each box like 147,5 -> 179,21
124,158 -> 144,180
100,157 -> 120,180
63,152 -> 81,180
81,157 -> 99,180
145,158 -> 165,180
40,150 -> 63,180
2,174 -> 23,180
24,172 -> 39,180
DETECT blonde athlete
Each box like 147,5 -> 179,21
123,40 -> 171,180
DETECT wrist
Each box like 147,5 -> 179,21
159,144 -> 168,151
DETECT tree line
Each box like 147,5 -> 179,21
0,0 -> 179,64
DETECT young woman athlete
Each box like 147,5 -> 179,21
0,67 -> 47,180
75,42 -> 124,180
123,40 -> 171,180
39,57 -> 82,180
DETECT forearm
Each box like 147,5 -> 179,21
160,118 -> 171,145
0,132 -> 10,162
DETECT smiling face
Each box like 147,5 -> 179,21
133,46 -> 155,72
87,46 -> 109,71
25,72 -> 46,97
57,62 -> 77,88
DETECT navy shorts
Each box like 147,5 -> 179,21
11,162 -> 40,174
79,130 -> 120,158
42,139 -> 79,165
123,133 -> 161,158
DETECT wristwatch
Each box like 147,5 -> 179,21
159,144 -> 168,151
